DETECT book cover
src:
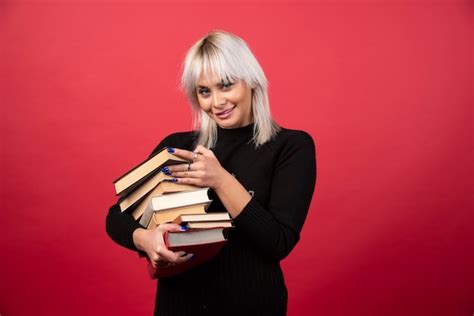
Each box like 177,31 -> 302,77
138,188 -> 212,227
147,204 -> 207,229
184,221 -> 233,229
131,181 -> 200,220
113,148 -> 189,196
118,172 -> 173,212
172,212 -> 231,224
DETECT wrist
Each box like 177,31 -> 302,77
214,169 -> 234,193
132,227 -> 147,251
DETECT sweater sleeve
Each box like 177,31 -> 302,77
105,134 -> 176,252
233,131 -> 317,261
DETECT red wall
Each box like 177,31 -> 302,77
1,1 -> 472,315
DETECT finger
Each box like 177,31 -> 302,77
165,163 -> 184,173
189,150 -> 200,162
167,162 -> 196,173
158,247 -> 182,263
193,145 -> 209,155
154,250 -> 186,267
170,148 -> 198,161
171,170 -> 201,178
174,253 -> 194,264
172,177 -> 202,186
158,223 -> 185,233
194,145 -> 214,158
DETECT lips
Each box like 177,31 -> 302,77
214,105 -> 236,118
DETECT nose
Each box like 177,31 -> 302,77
212,91 -> 226,109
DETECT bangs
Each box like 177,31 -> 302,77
189,43 -> 246,88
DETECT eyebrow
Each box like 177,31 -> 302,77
196,79 -> 233,89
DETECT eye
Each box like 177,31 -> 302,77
197,88 -> 210,97
220,81 -> 234,90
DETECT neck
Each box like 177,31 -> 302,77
216,123 -> 255,142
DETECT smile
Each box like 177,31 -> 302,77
214,105 -> 236,119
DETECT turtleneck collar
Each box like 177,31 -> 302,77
216,123 -> 255,142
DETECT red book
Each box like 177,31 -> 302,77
145,227 -> 228,279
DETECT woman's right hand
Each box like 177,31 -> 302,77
132,224 -> 193,268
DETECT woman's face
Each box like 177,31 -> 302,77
196,73 -> 253,129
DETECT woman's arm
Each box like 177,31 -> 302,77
105,203 -> 144,252
234,133 -> 316,261
167,132 -> 317,261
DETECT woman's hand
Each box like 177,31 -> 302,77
133,224 -> 193,268
164,145 -> 229,190
164,145 -> 252,218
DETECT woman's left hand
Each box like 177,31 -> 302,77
164,145 -> 228,189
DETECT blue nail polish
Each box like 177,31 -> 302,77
180,225 -> 188,231
166,147 -> 175,154
162,166 -> 171,175
171,178 -> 178,183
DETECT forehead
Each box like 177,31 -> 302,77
196,72 -> 224,87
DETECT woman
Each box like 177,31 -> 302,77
106,30 -> 316,316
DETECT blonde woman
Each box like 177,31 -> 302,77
106,30 -> 317,316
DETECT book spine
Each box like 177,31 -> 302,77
138,199 -> 154,227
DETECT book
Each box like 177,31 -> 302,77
184,221 -> 233,229
118,172 -> 173,212
146,227 -> 228,279
139,188 -> 212,227
113,147 -> 189,196
147,204 -> 207,229
172,212 -> 231,224
131,181 -> 200,220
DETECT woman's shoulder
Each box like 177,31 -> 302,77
273,127 -> 315,148
259,127 -> 315,160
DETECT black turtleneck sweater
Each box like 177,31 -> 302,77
106,124 -> 317,316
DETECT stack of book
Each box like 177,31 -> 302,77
113,147 -> 233,278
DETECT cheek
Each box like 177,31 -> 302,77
227,90 -> 245,105
233,92 -> 251,111
230,86 -> 251,106
198,98 -> 212,112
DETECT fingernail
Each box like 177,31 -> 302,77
171,178 -> 178,183
180,225 -> 188,231
179,251 -> 187,257
188,254 -> 194,260
162,166 -> 171,175
166,147 -> 175,153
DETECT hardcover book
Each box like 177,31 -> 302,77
139,188 -> 212,227
113,147 -> 189,196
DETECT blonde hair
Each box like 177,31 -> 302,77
181,30 -> 280,148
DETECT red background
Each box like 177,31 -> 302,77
1,0 -> 473,315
